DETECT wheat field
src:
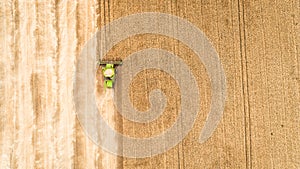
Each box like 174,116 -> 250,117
0,0 -> 299,168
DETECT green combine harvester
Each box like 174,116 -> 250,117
99,61 -> 122,89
